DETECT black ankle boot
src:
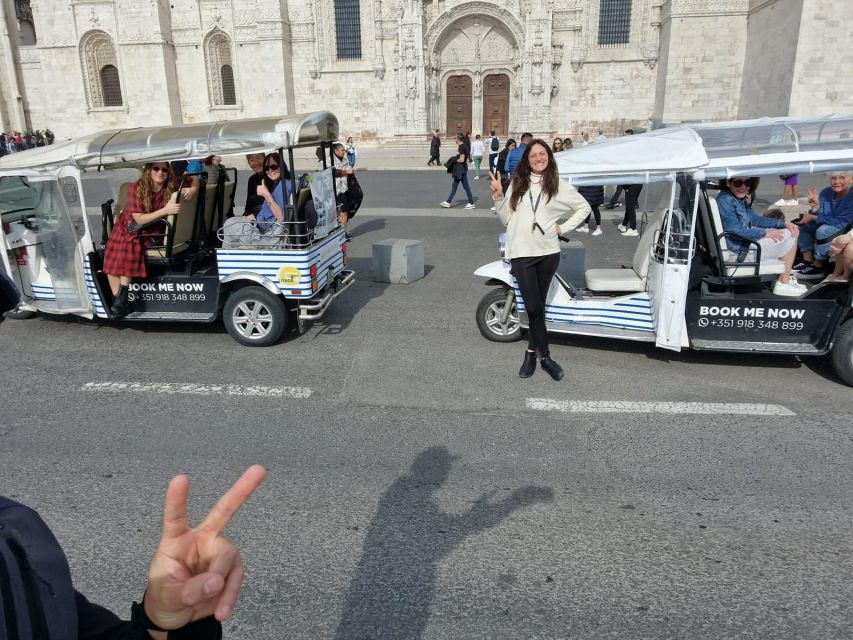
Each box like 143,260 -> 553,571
110,285 -> 131,317
540,356 -> 564,381
519,350 -> 537,378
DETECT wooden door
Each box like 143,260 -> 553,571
446,75 -> 472,137
482,74 -> 510,136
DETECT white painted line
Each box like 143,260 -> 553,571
82,381 -> 312,399
526,398 -> 795,416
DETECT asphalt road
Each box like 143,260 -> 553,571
1,177 -> 852,638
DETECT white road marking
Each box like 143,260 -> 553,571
82,381 -> 312,399
526,398 -> 795,416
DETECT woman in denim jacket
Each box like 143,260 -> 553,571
716,177 -> 805,297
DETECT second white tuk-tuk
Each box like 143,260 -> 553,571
0,111 -> 354,346
475,115 -> 853,386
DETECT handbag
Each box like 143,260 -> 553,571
347,173 -> 364,217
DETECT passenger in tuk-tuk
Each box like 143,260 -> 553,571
827,229 -> 853,282
716,177 -> 805,297
221,153 -> 292,247
169,159 -> 202,201
244,153 -> 266,216
103,163 -> 181,315
793,171 -> 853,279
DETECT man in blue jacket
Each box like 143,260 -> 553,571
794,171 -> 853,279
0,465 -> 265,639
504,132 -> 532,176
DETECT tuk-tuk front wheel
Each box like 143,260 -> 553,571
476,287 -> 522,342
830,319 -> 853,386
223,287 -> 288,347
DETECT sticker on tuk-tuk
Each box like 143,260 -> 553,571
278,266 -> 301,286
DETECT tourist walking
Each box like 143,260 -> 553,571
577,184 -> 605,236
471,134 -> 485,179
428,130 -> 441,166
440,133 -> 475,209
345,136 -> 357,167
487,129 -> 500,172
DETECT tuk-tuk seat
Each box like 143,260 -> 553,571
113,182 -> 132,218
146,192 -> 197,259
200,183 -> 218,237
584,210 -> 665,292
706,197 -> 785,278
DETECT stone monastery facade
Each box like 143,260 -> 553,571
0,0 -> 851,140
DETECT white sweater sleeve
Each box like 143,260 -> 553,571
554,182 -> 592,234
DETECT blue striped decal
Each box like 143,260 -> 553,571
513,288 -> 654,331
84,256 -> 108,318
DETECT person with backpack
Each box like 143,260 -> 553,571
487,129 -> 500,172
0,465 -> 265,639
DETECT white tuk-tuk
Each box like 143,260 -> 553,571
475,115 -> 853,386
0,112 -> 354,346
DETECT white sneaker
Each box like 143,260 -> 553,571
773,198 -> 787,207
622,229 -> 639,237
591,228 -> 603,236
773,280 -> 806,297
465,203 -> 476,209
785,199 -> 799,206
617,224 -> 627,232
440,201 -> 451,208
490,205 -> 496,211
577,226 -> 589,233
474,176 -> 480,180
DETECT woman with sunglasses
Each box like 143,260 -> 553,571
490,139 -> 591,380
551,138 -> 563,154
716,177 -> 805,297
221,153 -> 292,246
102,163 -> 180,316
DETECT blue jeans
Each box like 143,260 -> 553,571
797,221 -> 844,261
447,172 -> 474,204
347,152 -> 355,167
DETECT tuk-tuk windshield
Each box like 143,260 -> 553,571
0,176 -> 36,217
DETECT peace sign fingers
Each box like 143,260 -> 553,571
489,171 -> 503,199
198,464 -> 267,536
161,473 -> 192,540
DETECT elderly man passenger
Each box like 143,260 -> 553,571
793,171 -> 853,280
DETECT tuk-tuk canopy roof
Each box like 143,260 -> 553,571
0,111 -> 338,172
556,114 -> 853,185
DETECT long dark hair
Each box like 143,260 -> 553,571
262,152 -> 289,192
509,139 -> 560,211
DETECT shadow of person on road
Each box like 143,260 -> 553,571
334,446 -> 553,640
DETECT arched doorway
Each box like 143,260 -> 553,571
446,75 -> 472,136
482,74 -> 509,135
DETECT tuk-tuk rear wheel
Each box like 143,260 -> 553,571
830,319 -> 853,387
223,286 -> 288,347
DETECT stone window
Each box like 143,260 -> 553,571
598,0 -> 632,47
100,65 -> 123,107
205,31 -> 238,106
334,0 -> 362,60
80,31 -> 123,109
14,0 -> 36,46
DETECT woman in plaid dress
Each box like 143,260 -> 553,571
103,162 -> 180,316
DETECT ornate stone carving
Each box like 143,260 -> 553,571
570,47 -> 588,73
425,2 -> 524,59
290,22 -> 315,42
234,1 -> 259,27
641,45 -> 658,69
552,10 -> 581,32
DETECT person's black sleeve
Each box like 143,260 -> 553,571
77,591 -> 222,640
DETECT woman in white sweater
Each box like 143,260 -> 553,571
490,139 -> 591,380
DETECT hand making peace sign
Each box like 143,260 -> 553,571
142,465 -> 266,631
489,170 -> 504,200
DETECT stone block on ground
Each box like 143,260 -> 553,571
372,239 -> 425,284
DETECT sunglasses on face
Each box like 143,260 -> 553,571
729,179 -> 751,188
150,166 -> 169,174
265,164 -> 280,171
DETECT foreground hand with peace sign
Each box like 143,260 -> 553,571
142,465 -> 266,632
489,170 -> 504,200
